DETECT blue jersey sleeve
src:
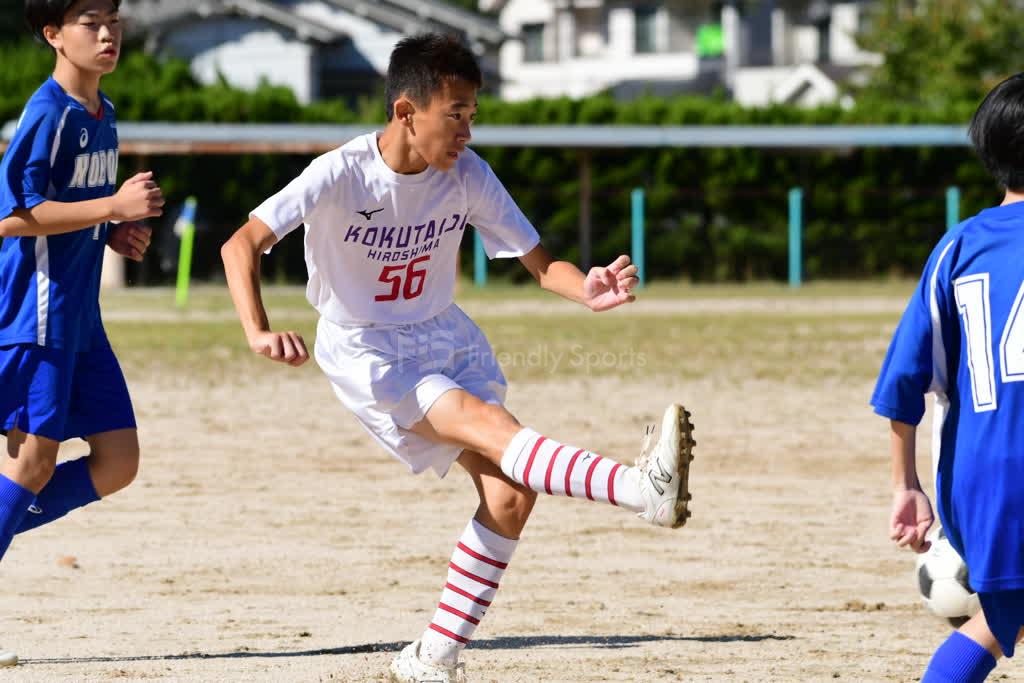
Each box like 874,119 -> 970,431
872,237 -> 957,425
0,105 -> 60,220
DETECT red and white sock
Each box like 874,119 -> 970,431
500,428 -> 643,512
418,518 -> 518,667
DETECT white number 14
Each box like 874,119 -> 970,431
954,273 -> 1024,412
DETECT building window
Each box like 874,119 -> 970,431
522,23 -> 545,62
635,5 -> 658,54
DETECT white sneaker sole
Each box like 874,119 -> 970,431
668,404 -> 696,529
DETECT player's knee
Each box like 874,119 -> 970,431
91,442 -> 140,495
13,453 -> 57,491
493,485 -> 536,528
107,446 -> 140,493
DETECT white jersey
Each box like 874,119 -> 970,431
252,132 -> 540,325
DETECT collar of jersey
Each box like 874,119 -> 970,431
47,77 -> 105,120
370,131 -> 440,185
978,200 -> 1024,222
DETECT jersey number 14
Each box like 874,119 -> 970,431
954,273 -> 1024,412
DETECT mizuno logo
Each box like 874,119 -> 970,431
357,208 -> 384,221
648,460 -> 673,496
27,505 -> 42,515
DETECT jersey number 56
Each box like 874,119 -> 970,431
375,255 -> 430,302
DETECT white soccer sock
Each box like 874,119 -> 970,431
418,518 -> 518,667
500,428 -> 643,512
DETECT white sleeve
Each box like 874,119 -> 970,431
250,152 -> 338,244
466,156 -> 540,259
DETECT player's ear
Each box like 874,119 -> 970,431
42,24 -> 62,51
393,97 -> 416,126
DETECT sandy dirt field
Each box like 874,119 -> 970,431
0,290 -> 1012,682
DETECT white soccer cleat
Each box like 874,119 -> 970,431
637,403 -> 695,528
0,648 -> 17,667
389,640 -> 466,683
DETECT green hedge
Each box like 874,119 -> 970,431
0,41 -> 998,283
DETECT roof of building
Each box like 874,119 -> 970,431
123,0 -> 503,47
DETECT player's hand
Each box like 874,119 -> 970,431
107,222 -> 151,262
248,330 -> 309,367
111,171 -> 164,222
890,488 -> 934,553
582,255 -> 638,312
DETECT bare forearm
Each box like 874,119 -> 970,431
0,199 -> 116,237
537,260 -> 586,304
221,236 -> 272,340
890,420 -> 921,491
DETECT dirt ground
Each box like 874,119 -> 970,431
0,292 -> 1013,683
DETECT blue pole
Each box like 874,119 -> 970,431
631,188 -> 646,288
946,186 -> 960,232
788,188 -> 803,288
474,231 -> 487,286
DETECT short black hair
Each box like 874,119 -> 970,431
385,33 -> 482,122
25,0 -> 121,43
969,73 -> 1024,192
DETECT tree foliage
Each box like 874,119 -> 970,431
854,0 -> 1023,114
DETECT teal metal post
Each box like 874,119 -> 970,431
788,188 -> 803,288
474,231 -> 487,286
631,188 -> 646,288
946,186 -> 960,232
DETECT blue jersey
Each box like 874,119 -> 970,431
0,77 -> 119,352
873,201 -> 1024,593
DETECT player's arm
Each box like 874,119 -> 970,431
888,419 -> 933,553
0,171 -> 163,238
519,243 -> 638,312
220,216 -> 308,367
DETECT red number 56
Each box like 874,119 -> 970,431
375,255 -> 431,302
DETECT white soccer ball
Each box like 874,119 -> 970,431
916,526 -> 981,622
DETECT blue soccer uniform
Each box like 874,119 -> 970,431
0,77 -> 135,442
873,202 -> 1024,657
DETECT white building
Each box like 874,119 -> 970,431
121,0 -> 504,104
483,0 -> 881,107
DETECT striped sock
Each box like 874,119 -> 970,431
418,518 -> 517,667
500,428 -> 643,512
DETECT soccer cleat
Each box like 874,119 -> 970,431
0,648 -> 17,667
388,640 -> 466,683
636,403 -> 695,528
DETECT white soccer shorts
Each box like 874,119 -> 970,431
314,304 -> 508,477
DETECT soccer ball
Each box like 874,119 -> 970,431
916,526 -> 981,625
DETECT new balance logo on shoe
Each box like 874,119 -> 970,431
357,207 -> 384,221
648,460 -> 673,496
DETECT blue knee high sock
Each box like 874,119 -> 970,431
0,475 -> 37,559
922,631 -> 998,683
15,457 -> 99,535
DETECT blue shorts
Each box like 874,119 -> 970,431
979,590 -> 1024,658
0,343 -> 136,442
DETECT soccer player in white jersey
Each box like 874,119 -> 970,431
873,74 -> 1024,683
222,33 -> 695,682
0,0 -> 164,667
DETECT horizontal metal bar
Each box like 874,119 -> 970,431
1,122 -> 971,153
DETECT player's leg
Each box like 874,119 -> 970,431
14,428 -> 138,536
922,595 -> 1024,682
0,428 -> 58,554
13,344 -> 136,535
408,388 -> 695,528
391,450 -> 534,682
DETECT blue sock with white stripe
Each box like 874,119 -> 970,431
922,631 -> 997,683
15,457 -> 99,534
0,474 -> 37,559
